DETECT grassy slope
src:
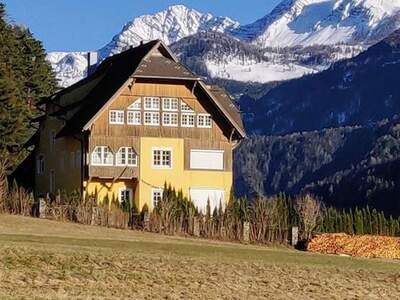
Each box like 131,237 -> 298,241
0,215 -> 399,299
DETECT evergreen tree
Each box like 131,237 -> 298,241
0,3 -> 56,167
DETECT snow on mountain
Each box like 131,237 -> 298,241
236,0 -> 400,47
47,1 -> 400,88
98,5 -> 240,59
46,51 -> 88,87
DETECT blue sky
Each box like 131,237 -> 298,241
3,0 -> 281,52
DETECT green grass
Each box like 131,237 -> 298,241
0,214 -> 399,299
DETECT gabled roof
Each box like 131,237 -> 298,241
52,40 -> 245,139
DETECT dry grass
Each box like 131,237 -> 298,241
0,215 -> 399,299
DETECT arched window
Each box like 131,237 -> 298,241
116,147 -> 137,166
91,146 -> 113,166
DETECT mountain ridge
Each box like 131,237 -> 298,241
48,1 -> 400,88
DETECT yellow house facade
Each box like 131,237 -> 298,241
29,40 -> 246,211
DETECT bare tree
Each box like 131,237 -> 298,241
296,194 -> 322,241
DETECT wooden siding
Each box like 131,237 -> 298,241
88,80 -> 234,176
88,135 -> 139,179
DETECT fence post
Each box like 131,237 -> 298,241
39,198 -> 46,219
143,212 -> 150,231
243,222 -> 250,243
193,217 -> 200,237
291,226 -> 299,247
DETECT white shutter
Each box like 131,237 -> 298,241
190,150 -> 224,170
190,188 -> 225,213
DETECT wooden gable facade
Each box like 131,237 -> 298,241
30,40 -> 245,210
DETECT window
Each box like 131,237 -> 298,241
49,170 -> 55,193
152,188 -> 163,208
162,98 -> 178,111
116,147 -> 137,166
181,101 -> 194,112
197,113 -> 212,128
152,148 -> 172,168
49,130 -> 56,152
190,149 -> 224,170
75,150 -> 81,168
109,110 -> 124,124
119,188 -> 133,208
181,113 -> 195,127
91,146 -> 114,166
162,112 -> 178,127
36,154 -> 44,175
127,98 -> 141,110
144,112 -> 160,125
144,97 -> 160,110
127,111 -> 141,125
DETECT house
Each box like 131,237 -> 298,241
27,40 -> 246,211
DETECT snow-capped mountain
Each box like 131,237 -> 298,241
237,0 -> 400,47
98,5 -> 239,59
48,1 -> 400,88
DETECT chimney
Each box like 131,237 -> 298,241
87,52 -> 98,76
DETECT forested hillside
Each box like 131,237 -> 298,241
0,3 -> 56,167
241,29 -> 400,135
234,117 -> 400,215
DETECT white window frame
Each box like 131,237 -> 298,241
116,147 -> 137,167
118,188 -> 133,206
162,112 -> 178,127
91,146 -> 114,166
127,98 -> 141,110
181,101 -> 194,112
144,111 -> 160,126
197,113 -> 212,128
190,149 -> 224,170
36,154 -> 45,175
162,97 -> 178,111
109,110 -> 124,125
144,97 -> 160,111
181,113 -> 195,128
152,147 -> 173,169
152,188 -> 163,208
127,111 -> 141,125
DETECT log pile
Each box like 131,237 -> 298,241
308,233 -> 400,259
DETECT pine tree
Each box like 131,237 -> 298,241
0,3 -> 56,167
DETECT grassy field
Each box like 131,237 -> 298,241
0,215 -> 399,299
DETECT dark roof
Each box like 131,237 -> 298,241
23,131 -> 40,148
207,85 -> 245,134
57,40 -> 160,137
134,55 -> 199,80
53,39 -> 245,139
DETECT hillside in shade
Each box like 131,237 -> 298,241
242,29 -> 400,135
234,117 -> 400,215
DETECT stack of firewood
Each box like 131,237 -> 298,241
308,233 -> 400,259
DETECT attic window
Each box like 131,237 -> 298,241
181,101 -> 194,112
197,114 -> 212,128
127,99 -> 141,110
109,110 -> 124,124
162,98 -> 178,111
144,97 -> 160,111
